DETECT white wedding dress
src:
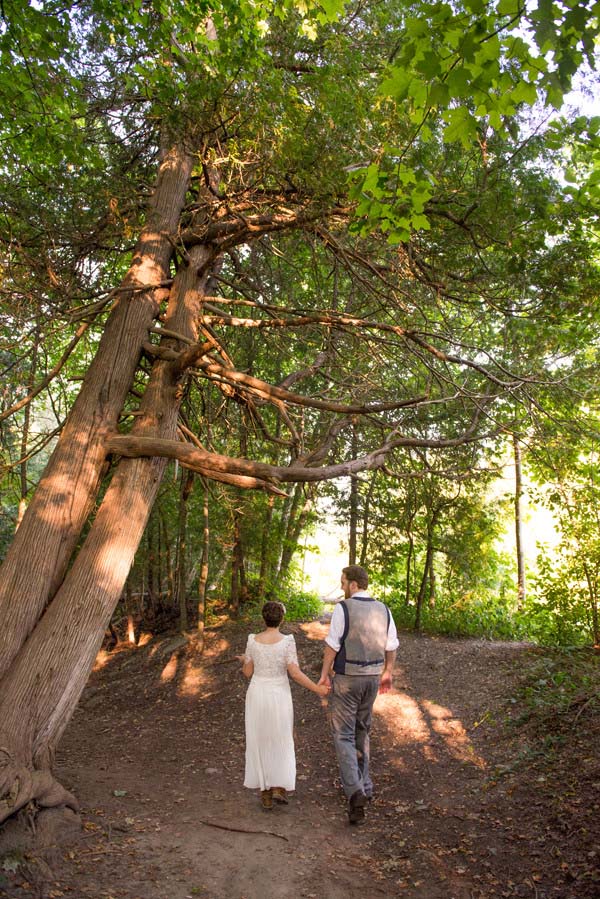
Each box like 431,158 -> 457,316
243,633 -> 298,792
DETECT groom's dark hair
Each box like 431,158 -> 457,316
342,565 -> 369,589
262,601 -> 285,627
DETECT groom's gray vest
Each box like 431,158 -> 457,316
332,595 -> 391,676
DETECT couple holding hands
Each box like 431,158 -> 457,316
239,565 -> 398,824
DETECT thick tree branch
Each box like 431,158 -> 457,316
106,424 -> 491,488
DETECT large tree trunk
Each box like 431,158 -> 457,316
0,143 -> 195,681
0,207 -> 212,826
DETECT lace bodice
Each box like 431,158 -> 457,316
245,633 -> 298,678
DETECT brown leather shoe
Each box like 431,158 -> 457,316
261,789 -> 273,810
348,789 -> 366,825
272,787 -> 288,804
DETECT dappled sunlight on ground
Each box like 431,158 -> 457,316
177,658 -> 209,697
160,653 -> 178,682
300,619 -> 486,768
93,649 -> 111,670
374,689 -> 486,769
299,620 -> 329,640
421,698 -> 485,767
375,691 -> 431,745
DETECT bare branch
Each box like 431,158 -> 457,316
195,359 -> 428,414
0,322 -> 89,424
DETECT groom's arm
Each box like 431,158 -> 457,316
319,644 -> 337,686
379,649 -> 396,693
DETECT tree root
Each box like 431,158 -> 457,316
0,751 -> 79,827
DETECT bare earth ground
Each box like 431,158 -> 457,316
1,618 -> 598,899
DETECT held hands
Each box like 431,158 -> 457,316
316,672 -> 332,706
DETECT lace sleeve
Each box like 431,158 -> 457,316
284,635 -> 299,666
244,634 -> 254,663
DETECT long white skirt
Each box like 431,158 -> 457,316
244,675 -> 296,791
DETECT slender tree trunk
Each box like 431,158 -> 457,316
16,326 -> 40,530
176,470 -> 195,632
348,423 -> 359,564
359,473 -> 376,567
230,506 -> 248,615
278,486 -> 315,581
258,495 -> 275,598
415,528 -> 435,632
582,561 -> 600,646
513,434 -> 526,609
274,490 -> 295,581
0,143 -> 195,681
274,485 -> 303,586
428,551 -> 436,607
230,539 -> 240,619
196,478 -> 210,649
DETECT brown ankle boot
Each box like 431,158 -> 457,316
261,789 -> 273,810
272,787 -> 288,804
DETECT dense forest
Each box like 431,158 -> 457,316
1,0 -> 599,855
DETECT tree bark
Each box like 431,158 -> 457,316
0,234 -> 213,825
0,143 -> 195,681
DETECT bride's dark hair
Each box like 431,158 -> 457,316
262,601 -> 285,628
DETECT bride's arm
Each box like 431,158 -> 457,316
241,657 -> 254,678
287,663 -> 329,696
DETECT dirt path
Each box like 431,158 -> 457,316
1,619 -> 598,899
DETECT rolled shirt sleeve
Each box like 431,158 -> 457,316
386,614 -> 399,652
324,603 -> 345,651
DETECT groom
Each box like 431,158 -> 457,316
319,565 -> 398,825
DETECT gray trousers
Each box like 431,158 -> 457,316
329,674 -> 380,799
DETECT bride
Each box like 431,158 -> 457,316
240,600 -> 329,809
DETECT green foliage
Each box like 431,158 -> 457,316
389,590 -> 524,640
526,549 -> 598,646
512,647 -> 599,725
244,587 -> 323,622
349,0 -> 600,238
525,430 -> 600,646
278,586 -> 323,621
